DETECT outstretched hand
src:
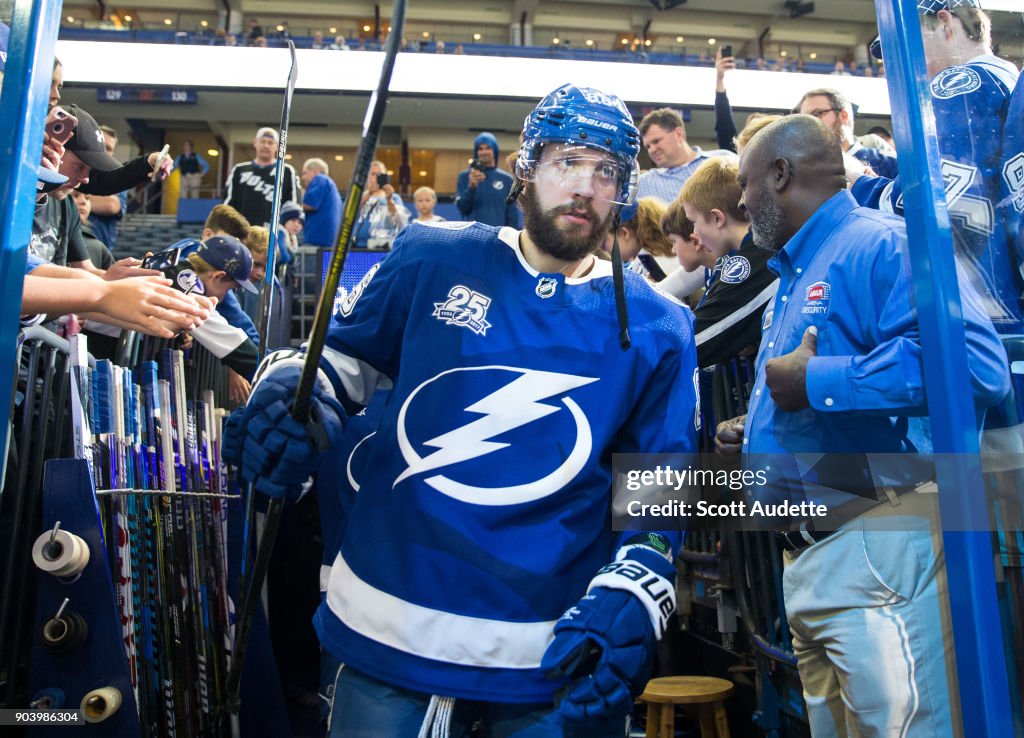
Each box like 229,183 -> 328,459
765,326 -> 817,412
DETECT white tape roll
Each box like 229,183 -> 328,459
81,686 -> 122,723
31,530 -> 90,577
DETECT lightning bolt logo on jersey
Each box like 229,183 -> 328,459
395,366 -> 597,504
310,221 -> 698,703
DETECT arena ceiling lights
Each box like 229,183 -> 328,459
55,41 -> 893,116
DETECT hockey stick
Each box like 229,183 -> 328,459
238,38 -> 298,595
222,3 -> 407,728
256,38 -> 298,356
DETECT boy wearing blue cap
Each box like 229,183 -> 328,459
163,235 -> 260,379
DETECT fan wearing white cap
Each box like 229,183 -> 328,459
223,126 -> 301,230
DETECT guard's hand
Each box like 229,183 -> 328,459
765,327 -> 817,412
715,414 -> 747,456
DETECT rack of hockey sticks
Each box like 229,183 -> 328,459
0,328 -> 244,736
76,340 -> 238,737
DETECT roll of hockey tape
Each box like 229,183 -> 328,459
40,610 -> 89,654
81,687 -> 122,723
31,529 -> 90,577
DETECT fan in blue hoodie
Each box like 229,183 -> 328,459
454,132 -> 520,227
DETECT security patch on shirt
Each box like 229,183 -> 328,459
719,255 -> 751,284
801,281 -> 830,316
931,66 -> 982,99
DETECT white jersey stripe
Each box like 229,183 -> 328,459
325,552 -> 557,670
695,279 -> 779,347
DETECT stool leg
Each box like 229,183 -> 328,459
713,701 -> 730,738
698,704 -> 715,738
660,703 -> 674,738
645,703 -> 659,738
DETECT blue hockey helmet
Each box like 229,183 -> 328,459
514,83 -> 641,205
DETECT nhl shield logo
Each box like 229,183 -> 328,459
720,255 -> 751,284
802,281 -> 830,315
535,277 -> 558,299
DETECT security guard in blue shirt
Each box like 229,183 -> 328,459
716,115 -> 1009,738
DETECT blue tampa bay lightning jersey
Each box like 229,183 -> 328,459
308,221 -> 699,702
1001,71 -> 1024,285
862,55 -> 1022,332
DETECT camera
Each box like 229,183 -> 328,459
376,172 -> 390,187
470,158 -> 485,172
720,44 -> 733,59
45,106 -> 78,147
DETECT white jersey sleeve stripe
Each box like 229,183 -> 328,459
695,279 -> 779,347
321,344 -> 389,406
325,552 -> 557,670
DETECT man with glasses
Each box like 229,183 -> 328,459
225,83 -> 699,736
795,87 -> 899,178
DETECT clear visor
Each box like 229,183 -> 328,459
518,145 -> 637,205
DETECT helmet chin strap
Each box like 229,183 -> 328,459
610,207 -> 631,351
507,178 -> 524,205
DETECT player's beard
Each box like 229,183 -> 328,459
521,187 -> 615,262
748,187 -> 787,252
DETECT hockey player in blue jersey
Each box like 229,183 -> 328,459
1001,68 -> 1024,288
224,83 -> 700,736
859,0 -> 1022,333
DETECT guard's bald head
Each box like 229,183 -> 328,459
743,114 -> 845,185
738,115 -> 847,251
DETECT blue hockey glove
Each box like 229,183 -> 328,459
230,365 -> 346,500
541,546 -> 676,724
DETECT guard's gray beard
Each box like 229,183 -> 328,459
748,188 -> 787,252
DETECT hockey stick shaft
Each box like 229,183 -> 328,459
239,39 -> 298,592
256,40 -> 299,360
224,2 -> 407,722
294,0 -> 406,423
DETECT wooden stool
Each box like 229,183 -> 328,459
639,676 -> 733,738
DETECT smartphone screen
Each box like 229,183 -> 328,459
637,253 -> 668,282
141,246 -> 181,272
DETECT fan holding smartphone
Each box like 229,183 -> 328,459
36,107 -> 78,192
354,161 -> 408,250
